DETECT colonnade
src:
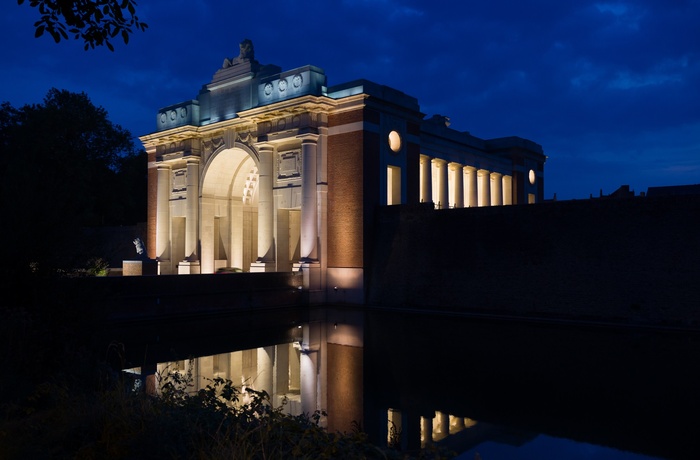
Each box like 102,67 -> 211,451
419,155 -> 513,209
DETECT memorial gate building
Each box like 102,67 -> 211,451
139,39 -> 546,303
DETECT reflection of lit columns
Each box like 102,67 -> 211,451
419,155 -> 432,203
179,159 -> 200,274
421,415 -> 433,446
450,163 -> 463,208
502,174 -> 513,205
294,134 -> 321,292
300,324 -> 318,416
490,172 -> 503,206
257,346 -> 274,397
274,344 -> 289,399
156,165 -> 171,264
464,166 -> 477,208
251,143 -> 275,272
433,159 -> 448,209
453,415 -> 466,432
437,411 -> 449,439
477,169 -> 491,207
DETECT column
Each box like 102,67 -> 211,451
464,166 -> 477,208
156,165 -> 171,261
254,143 -> 275,269
450,163 -> 464,208
433,159 -> 448,209
477,169 -> 490,207
490,172 -> 503,206
185,159 -> 199,260
419,155 -> 432,204
502,174 -> 513,205
300,135 -> 319,261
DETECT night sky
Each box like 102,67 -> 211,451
2,0 -> 698,200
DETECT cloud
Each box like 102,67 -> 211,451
2,0 -> 698,199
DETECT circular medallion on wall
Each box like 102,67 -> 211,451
264,82 -> 273,96
278,78 -> 287,92
292,74 -> 303,88
170,110 -> 177,121
160,113 -> 166,124
180,107 -> 187,118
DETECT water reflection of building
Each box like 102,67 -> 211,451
139,39 -> 546,302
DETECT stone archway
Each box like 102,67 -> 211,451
200,147 -> 259,273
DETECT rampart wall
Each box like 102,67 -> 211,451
368,196 -> 700,328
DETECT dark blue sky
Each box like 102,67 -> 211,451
2,0 -> 698,200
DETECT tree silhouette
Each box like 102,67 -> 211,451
18,0 -> 148,50
0,88 -> 145,272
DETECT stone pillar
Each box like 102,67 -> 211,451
251,143 -> 275,272
464,166 -> 477,208
419,155 -> 432,204
450,163 -> 464,208
185,159 -> 199,260
490,172 -> 503,206
299,135 -> 319,261
294,134 -> 321,294
477,169 -> 490,207
433,159 -> 448,209
502,174 -> 513,205
156,165 -> 171,262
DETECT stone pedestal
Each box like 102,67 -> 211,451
250,261 -> 275,273
123,259 -> 158,276
177,260 -> 201,274
293,261 -> 322,304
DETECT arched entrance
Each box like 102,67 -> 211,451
200,147 -> 259,273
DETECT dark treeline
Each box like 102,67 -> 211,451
0,88 -> 146,276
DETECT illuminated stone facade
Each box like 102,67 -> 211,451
140,40 -> 546,301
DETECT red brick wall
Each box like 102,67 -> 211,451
328,129 -> 364,268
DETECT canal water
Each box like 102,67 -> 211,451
364,310 -> 700,460
134,308 -> 700,459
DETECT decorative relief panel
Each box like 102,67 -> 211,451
277,150 -> 301,181
172,168 -> 187,199
202,136 -> 225,164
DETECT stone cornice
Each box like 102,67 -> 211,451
238,95 -> 338,123
139,126 -> 200,146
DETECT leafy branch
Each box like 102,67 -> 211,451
18,0 -> 148,51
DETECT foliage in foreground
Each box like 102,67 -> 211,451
0,357 -> 453,459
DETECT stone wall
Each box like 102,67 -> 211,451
367,196 -> 700,328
